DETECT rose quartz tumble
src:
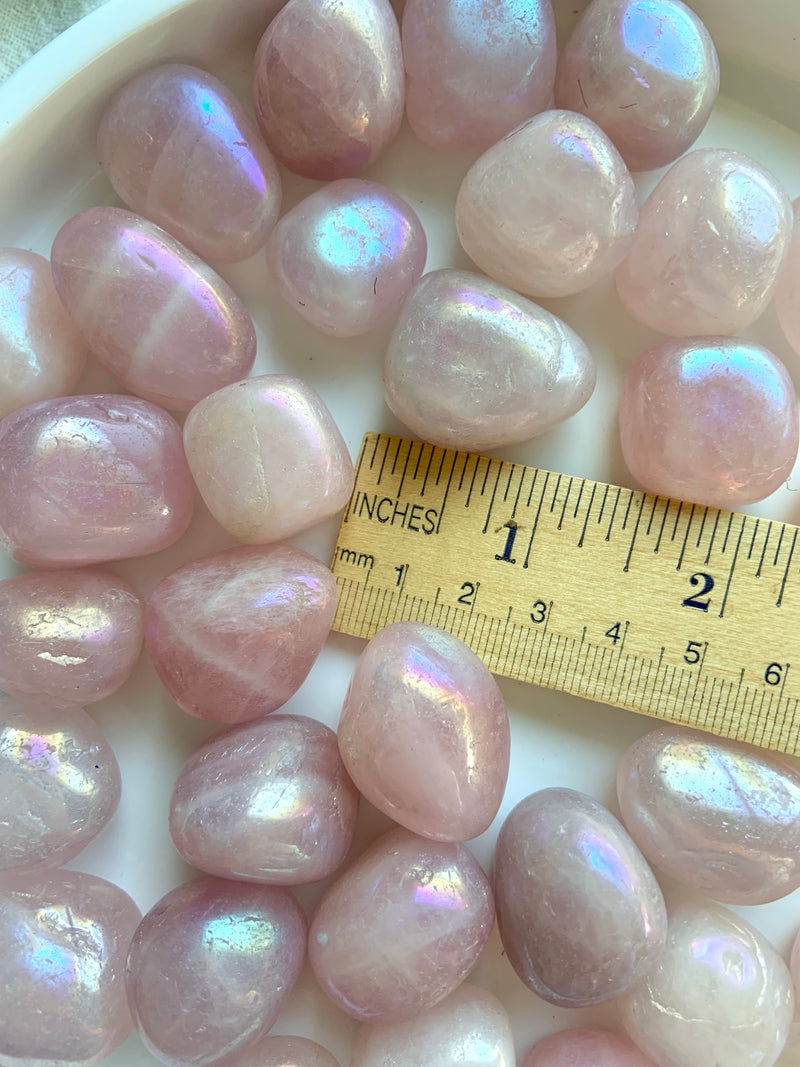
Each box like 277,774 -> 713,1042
126,877 -> 307,1067
774,198 -> 800,358
0,394 -> 193,567
0,871 -> 141,1067
51,207 -> 256,411
401,0 -> 556,153
309,827 -> 494,1023
555,0 -> 719,171
456,110 -> 638,298
267,179 -> 427,337
183,376 -> 354,544
617,149 -> 792,335
98,64 -> 281,263
383,269 -> 596,451
252,0 -> 403,180
620,904 -> 794,1067
495,787 -> 666,1007
0,248 -> 86,419
619,337 -> 798,508
170,714 -> 358,883
225,1036 -> 341,1067
338,622 -> 509,841
523,1029 -> 659,1067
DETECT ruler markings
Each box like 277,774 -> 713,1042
557,478 -> 574,531
503,464 -> 516,503
778,529 -> 798,606
720,512 -> 734,555
434,448 -> 447,486
670,500 -> 684,542
704,510 -> 721,565
523,471 -> 550,568
597,484 -> 610,525
621,489 -> 635,531
645,496 -> 659,536
676,504 -> 696,570
483,464 -> 504,533
624,494 -> 647,572
773,523 -> 786,568
757,522 -> 773,577
572,479 -> 586,521
605,487 -> 622,541
719,516 -> 746,618
578,483 -> 597,548
747,518 -> 760,559
694,506 -> 709,549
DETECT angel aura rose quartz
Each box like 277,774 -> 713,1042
183,375 -> 354,544
145,544 -> 336,723
523,1029 -> 659,1067
98,64 -> 281,263
401,0 -> 556,153
456,110 -> 638,298
51,207 -> 256,411
618,337 -> 799,508
252,0 -> 404,180
0,394 -> 193,567
383,269 -> 595,451
494,788 -> 666,1006
309,826 -> 494,1023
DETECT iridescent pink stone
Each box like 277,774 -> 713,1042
225,1036 -> 341,1067
51,207 -> 256,411
616,149 -> 792,335
774,198 -> 800,359
523,1029 -> 659,1067
0,394 -> 194,567
183,376 -> 354,544
98,63 -> 281,263
252,0 -> 404,180
618,337 -> 798,508
309,827 -> 494,1023
338,622 -> 509,842
456,110 -> 638,298
0,248 -> 86,420
401,0 -> 557,153
555,0 -> 719,171
266,179 -> 427,337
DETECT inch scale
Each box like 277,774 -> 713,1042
330,433 -> 800,756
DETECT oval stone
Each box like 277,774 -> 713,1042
523,1029 -> 659,1067
338,621 -> 510,841
98,63 -> 281,263
495,787 -> 666,1006
383,269 -> 596,451
309,827 -> 494,1023
0,394 -> 194,568
225,1036 -> 341,1067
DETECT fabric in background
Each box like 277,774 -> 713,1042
0,0 -> 108,81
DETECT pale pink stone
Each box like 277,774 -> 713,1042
402,0 -> 556,153
252,0 -> 404,180
225,1036 -> 341,1067
0,394 -> 194,568
267,179 -> 427,337
0,870 -> 141,1067
523,1029 -> 659,1067
555,0 -> 719,171
98,64 -> 281,263
0,248 -> 86,420
618,337 -> 798,508
183,375 -> 354,544
616,149 -> 792,335
456,110 -> 638,298
338,622 -> 509,842
126,877 -> 307,1067
495,788 -> 666,1007
51,207 -> 256,411
309,827 -> 494,1023
774,198 -> 800,359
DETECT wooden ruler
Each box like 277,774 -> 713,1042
330,432 -> 800,756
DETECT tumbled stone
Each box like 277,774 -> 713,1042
616,148 -> 792,335
402,0 -> 556,153
126,877 -> 307,1067
225,1036 -> 341,1067
774,197 -> 800,358
523,1028 -> 658,1067
98,63 -> 281,263
183,375 -> 354,544
267,179 -> 427,337
383,269 -> 595,451
555,0 -> 719,171
456,109 -> 637,298
495,787 -> 666,1006
51,207 -> 256,411
309,827 -> 494,1023
618,337 -> 798,508
620,903 -> 794,1067
252,0 -> 404,180
0,870 -> 141,1067
338,622 -> 509,841
0,394 -> 194,567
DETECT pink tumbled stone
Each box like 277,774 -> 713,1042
252,0 -> 404,180
338,622 -> 510,841
224,1036 -> 341,1067
774,198 -> 800,359
183,375 -> 354,544
402,0 -> 556,153
0,248 -> 86,419
617,148 -> 792,336
456,110 -> 638,298
523,1029 -> 659,1067
619,337 -> 798,508
309,827 -> 494,1023
0,394 -> 193,567
98,64 -> 281,263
